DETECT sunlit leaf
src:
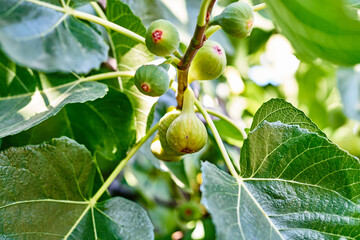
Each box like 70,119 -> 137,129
0,0 -> 108,73
0,52 -> 108,138
265,0 -> 360,65
106,0 -> 157,140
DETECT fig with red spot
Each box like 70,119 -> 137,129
145,19 -> 180,56
134,64 -> 170,97
209,2 -> 254,38
176,201 -> 202,222
188,40 -> 226,81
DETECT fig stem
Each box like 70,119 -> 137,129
182,88 -> 196,114
176,0 -> 217,109
78,71 -> 135,83
194,99 -> 239,178
25,0 -> 146,45
91,122 -> 159,202
205,108 -> 247,139
253,3 -> 267,12
90,2 -> 117,59
205,25 -> 221,38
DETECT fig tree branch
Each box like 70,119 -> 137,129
176,0 -> 216,109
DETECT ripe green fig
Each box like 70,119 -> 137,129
134,64 -> 170,96
150,134 -> 182,162
146,19 -> 180,56
188,40 -> 226,81
209,2 -> 254,38
166,88 -> 208,154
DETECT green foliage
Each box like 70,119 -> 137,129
0,0 -> 108,73
0,52 -> 108,139
202,100 -> 360,239
265,0 -> 360,65
0,137 -> 154,239
1,0 -> 360,239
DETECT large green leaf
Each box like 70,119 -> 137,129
201,121 -> 360,239
0,0 -> 108,73
0,52 -> 108,138
2,88 -> 136,166
337,67 -> 360,121
265,0 -> 360,65
0,137 -> 154,239
106,0 -> 157,140
250,98 -> 326,137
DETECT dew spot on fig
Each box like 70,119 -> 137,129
141,83 -> 150,92
213,46 -> 223,55
152,30 -> 163,42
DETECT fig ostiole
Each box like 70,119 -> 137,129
150,134 -> 182,162
145,19 -> 180,57
209,2 -> 254,38
166,87 -> 208,154
134,64 -> 170,97
188,40 -> 226,81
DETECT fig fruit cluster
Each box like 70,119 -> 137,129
151,88 -> 208,161
209,2 -> 254,38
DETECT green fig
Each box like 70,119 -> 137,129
158,110 -> 184,156
176,201 -> 202,222
150,134 -> 182,162
209,2 -> 254,38
134,64 -> 170,96
188,40 -> 226,81
146,19 -> 180,56
166,88 -> 208,154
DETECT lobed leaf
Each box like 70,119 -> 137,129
0,0 -> 108,73
202,121 -> 360,239
250,98 -> 326,137
0,137 -> 154,239
0,52 -> 108,138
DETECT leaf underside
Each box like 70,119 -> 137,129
0,0 -> 109,73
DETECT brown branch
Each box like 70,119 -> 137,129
176,0 -> 216,109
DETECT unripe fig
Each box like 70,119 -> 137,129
176,201 -> 202,222
150,134 -> 182,162
166,88 -> 208,154
146,19 -> 180,56
188,40 -> 226,81
209,2 -> 254,38
159,110 -> 184,156
134,64 -> 170,96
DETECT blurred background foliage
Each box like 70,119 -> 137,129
1,0 -> 360,239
